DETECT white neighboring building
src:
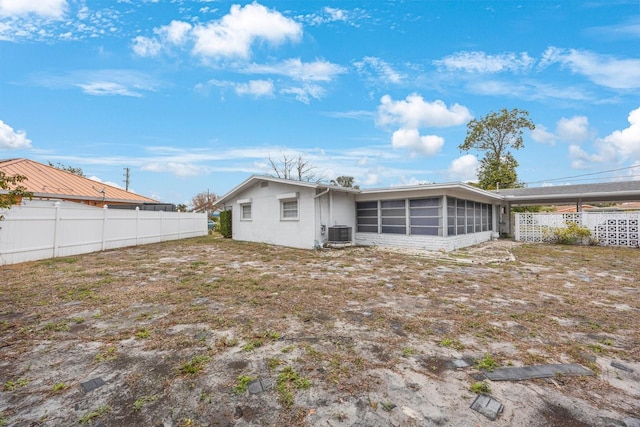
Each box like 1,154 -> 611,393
215,175 -> 503,251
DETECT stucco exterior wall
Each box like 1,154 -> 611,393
229,181 -> 318,249
314,191 -> 357,244
355,230 -> 495,252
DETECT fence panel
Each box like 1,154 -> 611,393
0,200 -> 208,265
515,212 -> 640,247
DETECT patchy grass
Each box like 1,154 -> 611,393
1,237 -> 639,426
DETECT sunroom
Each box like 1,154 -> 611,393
353,183 -> 503,252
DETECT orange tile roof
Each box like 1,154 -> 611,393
0,158 -> 157,205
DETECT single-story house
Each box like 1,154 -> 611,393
216,175 -> 640,251
0,158 -> 170,209
215,175 -> 505,251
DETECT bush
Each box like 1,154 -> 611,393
219,210 -> 232,238
549,221 -> 592,245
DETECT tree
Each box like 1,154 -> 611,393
176,204 -> 188,212
191,190 -> 217,213
48,162 -> 85,177
459,108 -> 535,190
268,154 -> 322,182
330,176 -> 360,189
0,172 -> 32,219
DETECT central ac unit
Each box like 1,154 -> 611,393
328,225 -> 352,242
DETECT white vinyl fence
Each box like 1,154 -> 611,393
515,212 -> 640,247
0,200 -> 208,265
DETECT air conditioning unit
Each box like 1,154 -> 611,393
328,225 -> 352,242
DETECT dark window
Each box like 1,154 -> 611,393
356,201 -> 378,233
381,200 -> 406,234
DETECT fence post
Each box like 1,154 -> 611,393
53,202 -> 61,258
135,207 -> 140,246
101,204 -> 108,251
514,213 -> 520,241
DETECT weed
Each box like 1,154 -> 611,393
3,378 -> 29,391
42,321 -> 69,333
78,405 -> 111,424
440,337 -> 464,350
469,381 -> 491,394
402,347 -> 417,357
135,312 -> 153,321
281,345 -> 295,353
267,357 -> 285,370
215,335 -> 238,349
71,317 -> 85,324
133,395 -> 157,410
135,328 -> 151,339
52,382 -> 68,393
180,355 -> 211,375
276,366 -> 311,408
95,346 -> 118,363
233,375 -> 255,395
381,401 -> 396,411
241,339 -> 263,352
475,354 -> 498,372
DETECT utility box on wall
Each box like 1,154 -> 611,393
328,225 -> 352,242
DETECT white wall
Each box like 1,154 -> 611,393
314,190 -> 356,244
355,230 -> 494,252
230,181 -> 318,249
0,200 -> 208,265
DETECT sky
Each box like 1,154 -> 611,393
1,0 -> 640,205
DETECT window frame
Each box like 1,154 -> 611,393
280,199 -> 299,221
240,203 -> 252,221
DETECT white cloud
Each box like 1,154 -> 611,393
600,107 -> 640,158
377,94 -> 472,128
531,124 -> 556,145
533,116 -> 592,146
191,3 -> 302,59
354,56 -> 405,84
141,162 -> 211,177
567,107 -> 640,168
539,47 -> 640,89
434,51 -> 535,73
244,58 -> 346,82
280,84 -> 325,104
155,20 -> 192,45
234,79 -> 274,97
391,128 -> 444,157
363,173 -> 380,186
0,120 -> 32,149
556,116 -> 591,143
76,81 -> 143,97
0,0 -> 67,18
132,36 -> 162,57
447,154 -> 478,182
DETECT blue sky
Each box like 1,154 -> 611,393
1,0 -> 639,205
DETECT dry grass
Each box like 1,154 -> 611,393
1,235 -> 639,426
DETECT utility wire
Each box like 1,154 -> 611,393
525,164 -> 640,185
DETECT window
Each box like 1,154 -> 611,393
281,200 -> 298,220
410,198 -> 441,236
381,199 -> 406,234
241,204 -> 252,220
356,201 -> 378,232
448,197 -> 493,236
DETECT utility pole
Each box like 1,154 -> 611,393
123,168 -> 130,191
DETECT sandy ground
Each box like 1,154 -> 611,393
1,235 -> 639,426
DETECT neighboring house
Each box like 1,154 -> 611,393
0,158 -> 166,209
215,175 -> 504,251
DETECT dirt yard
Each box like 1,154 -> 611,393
1,235 -> 639,426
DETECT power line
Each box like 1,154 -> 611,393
525,164 -> 640,185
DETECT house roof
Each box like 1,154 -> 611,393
496,181 -> 640,205
360,181 -> 504,201
215,174 -> 360,206
216,175 -> 504,206
0,158 -> 157,204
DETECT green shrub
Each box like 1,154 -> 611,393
219,210 -> 232,238
549,221 -> 592,245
